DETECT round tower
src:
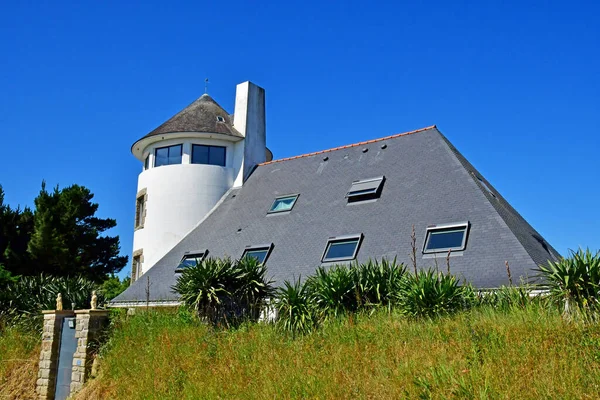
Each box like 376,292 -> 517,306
129,82 -> 271,280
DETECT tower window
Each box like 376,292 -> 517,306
423,222 -> 470,254
144,155 -> 149,170
135,189 -> 147,229
241,244 -> 274,265
268,194 -> 299,214
322,234 -> 363,263
346,176 -> 385,202
154,144 -> 182,167
216,116 -> 225,122
131,250 -> 143,282
192,145 -> 226,167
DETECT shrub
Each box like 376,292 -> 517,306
536,248 -> 600,316
0,274 -> 101,316
355,258 -> 406,310
306,265 -> 358,318
173,257 -> 274,326
275,278 -> 317,335
396,269 -> 474,318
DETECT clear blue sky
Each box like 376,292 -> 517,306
1,1 -> 598,277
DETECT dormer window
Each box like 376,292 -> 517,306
216,116 -> 225,122
346,176 -> 385,202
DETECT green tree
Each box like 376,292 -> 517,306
0,185 -> 34,275
101,274 -> 130,301
27,182 -> 128,282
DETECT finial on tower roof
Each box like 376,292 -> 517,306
204,78 -> 209,94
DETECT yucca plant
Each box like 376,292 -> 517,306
275,278 -> 318,336
235,256 -> 275,320
536,248 -> 600,317
0,274 -> 101,315
306,265 -> 358,318
173,257 -> 274,326
355,258 -> 406,310
396,269 -> 475,318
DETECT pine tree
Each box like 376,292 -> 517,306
27,182 -> 128,282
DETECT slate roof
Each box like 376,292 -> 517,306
133,94 -> 242,147
114,126 -> 561,305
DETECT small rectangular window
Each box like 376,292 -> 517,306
268,194 -> 299,214
423,222 -> 470,254
144,155 -> 149,170
241,244 -> 273,265
132,255 -> 142,282
346,176 -> 385,201
175,250 -> 208,272
135,195 -> 145,228
192,144 -> 226,167
322,234 -> 363,263
154,145 -> 183,167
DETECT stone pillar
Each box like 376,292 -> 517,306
70,310 -> 109,395
36,310 -> 75,400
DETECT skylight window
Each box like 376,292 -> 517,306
423,222 -> 470,254
175,250 -> 208,272
322,234 -> 363,263
268,194 -> 299,214
346,176 -> 385,201
241,244 -> 274,264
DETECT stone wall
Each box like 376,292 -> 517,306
70,310 -> 109,394
36,310 -> 75,400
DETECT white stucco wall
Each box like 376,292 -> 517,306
133,137 -> 236,276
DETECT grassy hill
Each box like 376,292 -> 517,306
71,306 -> 600,399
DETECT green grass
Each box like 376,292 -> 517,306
76,306 -> 600,399
0,324 -> 40,400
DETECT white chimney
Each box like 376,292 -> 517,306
233,81 -> 266,186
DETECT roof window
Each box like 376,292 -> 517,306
268,194 -> 299,214
216,116 -> 225,122
346,176 -> 385,201
423,222 -> 470,254
241,244 -> 274,265
322,234 -> 363,263
175,250 -> 208,272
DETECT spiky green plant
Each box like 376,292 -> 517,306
275,278 -> 318,336
536,248 -> 600,316
396,269 -> 475,318
235,256 -> 275,320
0,274 -> 101,315
173,257 -> 274,326
306,265 -> 358,318
354,258 -> 406,310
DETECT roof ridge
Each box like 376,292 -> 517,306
259,125 -> 437,166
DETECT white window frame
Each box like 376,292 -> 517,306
423,222 -> 470,254
321,234 -> 363,263
241,243 -> 274,265
268,194 -> 299,214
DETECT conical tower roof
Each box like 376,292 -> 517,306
143,94 -> 243,139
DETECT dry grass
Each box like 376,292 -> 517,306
75,306 -> 600,399
0,326 -> 39,400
